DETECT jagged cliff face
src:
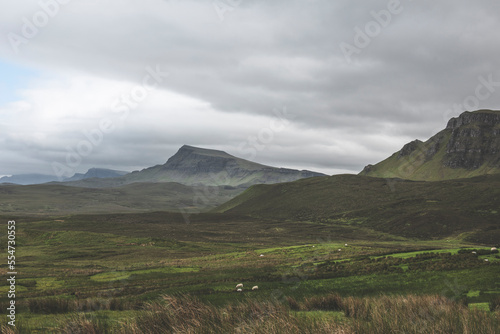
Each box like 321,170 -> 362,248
360,110 -> 500,181
444,111 -> 500,169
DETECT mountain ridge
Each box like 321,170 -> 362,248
63,145 -> 326,188
0,168 -> 129,185
63,168 -> 129,182
360,109 -> 500,181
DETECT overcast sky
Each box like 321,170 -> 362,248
1,0 -> 500,177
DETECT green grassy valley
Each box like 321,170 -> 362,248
1,193 -> 499,332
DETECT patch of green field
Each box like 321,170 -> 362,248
0,285 -> 28,294
469,302 -> 490,311
372,248 -> 463,259
90,266 -> 200,282
35,277 -> 65,291
292,310 -> 345,322
467,290 -> 481,298
90,271 -> 132,282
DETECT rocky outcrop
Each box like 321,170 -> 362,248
444,111 -> 500,169
360,109 -> 500,180
446,110 -> 500,130
424,133 -> 445,162
397,140 -> 422,158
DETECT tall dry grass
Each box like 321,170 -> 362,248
13,294 -> 497,333
115,294 -> 498,334
343,295 -> 498,334
119,294 -> 348,334
490,296 -> 500,312
58,314 -> 110,334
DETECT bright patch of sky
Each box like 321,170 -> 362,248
0,60 -> 38,106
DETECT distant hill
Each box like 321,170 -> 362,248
359,110 -> 500,181
0,146 -> 325,214
214,174 -> 500,243
63,168 -> 128,182
0,168 -> 129,185
65,145 -> 325,188
0,174 -> 59,185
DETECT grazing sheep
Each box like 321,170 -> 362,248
472,251 -> 477,254
345,244 -> 348,247
237,288 -> 243,292
252,286 -> 258,291
236,283 -> 243,289
259,254 -> 265,257
485,259 -> 489,262
492,247 -> 498,251
338,249 -> 342,252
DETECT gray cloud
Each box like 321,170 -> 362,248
1,0 -> 500,176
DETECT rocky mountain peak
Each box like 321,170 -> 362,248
444,111 -> 500,169
167,145 -> 234,163
397,140 -> 423,158
164,145 -> 257,174
446,109 -> 500,129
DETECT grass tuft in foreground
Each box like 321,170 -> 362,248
42,294 -> 499,333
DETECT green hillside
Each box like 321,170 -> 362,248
214,174 -> 500,243
360,110 -> 500,181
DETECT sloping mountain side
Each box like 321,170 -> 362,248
360,109 -> 500,181
63,145 -> 325,188
0,182 -> 241,215
214,174 -> 500,244
63,168 -> 129,182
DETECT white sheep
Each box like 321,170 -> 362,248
485,259 -> 489,262
472,251 -> 477,254
252,286 -> 258,291
259,254 -> 265,257
237,288 -> 243,292
492,247 -> 498,251
236,283 -> 243,289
